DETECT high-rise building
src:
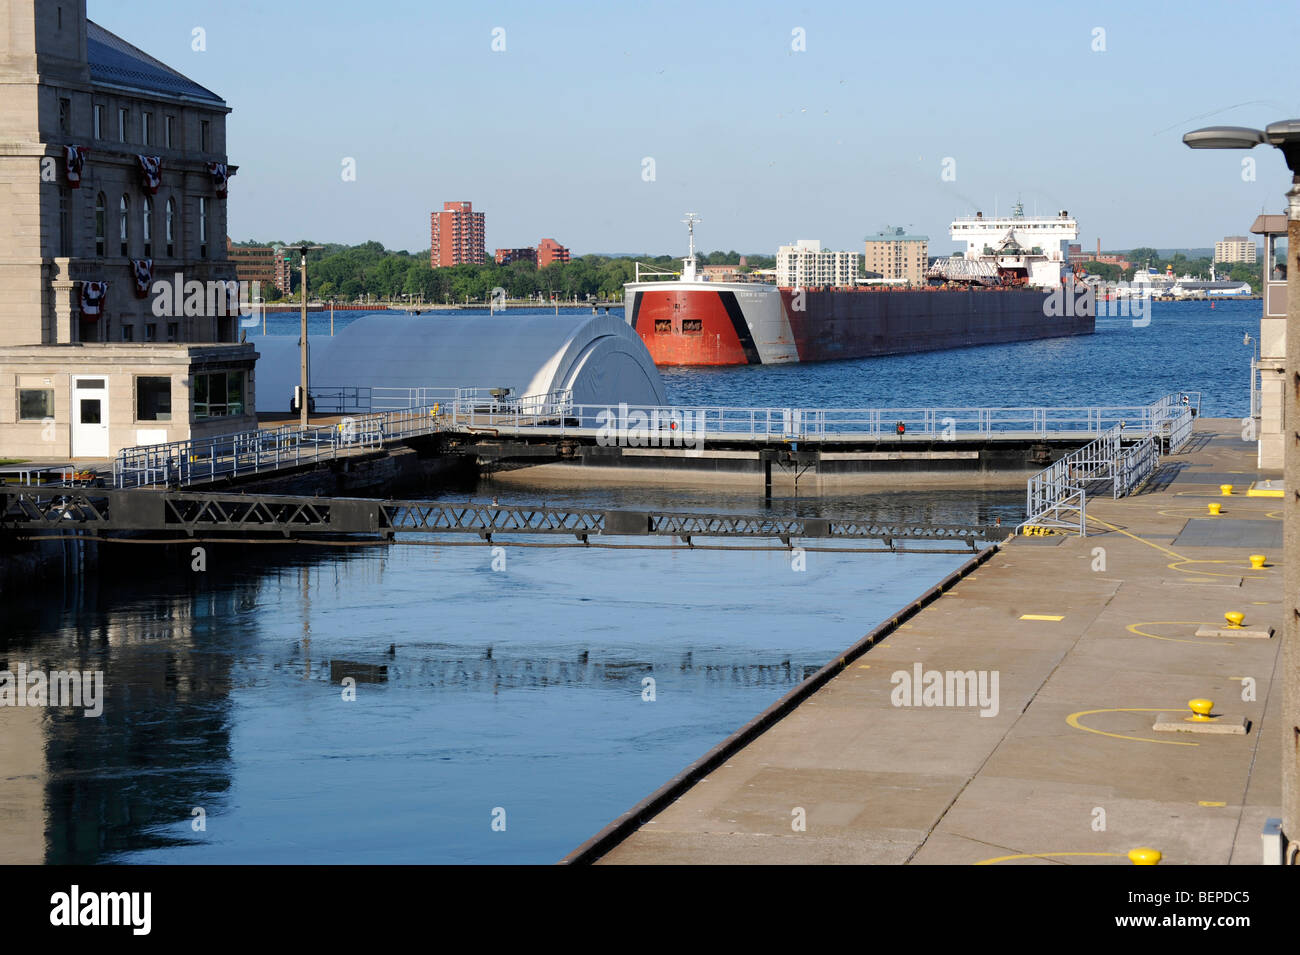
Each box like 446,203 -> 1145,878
863,227 -> 929,285
536,238 -> 570,268
0,0 -> 257,459
775,240 -> 859,288
430,201 -> 485,267
1214,235 -> 1258,264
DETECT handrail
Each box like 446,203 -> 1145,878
1017,392 -> 1195,536
114,402 -> 447,488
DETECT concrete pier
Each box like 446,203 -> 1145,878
576,418 -> 1284,865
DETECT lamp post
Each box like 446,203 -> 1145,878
276,243 -> 324,428
1185,119 -> 1300,863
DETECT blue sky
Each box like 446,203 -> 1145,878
91,0 -> 1300,257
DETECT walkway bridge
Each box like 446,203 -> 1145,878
0,488 -> 1006,553
106,387 -> 1202,492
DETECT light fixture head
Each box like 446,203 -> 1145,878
1182,126 -> 1266,149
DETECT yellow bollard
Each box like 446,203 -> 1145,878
1224,611 -> 1245,629
1220,484 -> 1233,496
1249,554 -> 1266,569
1127,847 -> 1162,865
1187,699 -> 1215,722
1207,502 -> 1222,516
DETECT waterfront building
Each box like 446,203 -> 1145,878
537,238 -> 570,268
225,238 -> 275,289
495,247 -> 537,266
1249,213 -> 1287,470
863,227 -> 929,285
1215,235 -> 1258,264
698,265 -> 754,283
775,239 -> 859,288
430,201 -> 485,267
0,0 -> 257,459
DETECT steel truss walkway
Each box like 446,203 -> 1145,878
0,488 -> 1007,551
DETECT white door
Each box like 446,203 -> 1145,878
71,376 -> 109,458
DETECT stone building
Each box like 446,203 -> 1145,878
0,0 -> 257,460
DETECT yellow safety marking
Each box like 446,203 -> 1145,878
975,851 -> 1122,865
1266,510 -> 1282,520
1246,485 -> 1283,498
1020,614 -> 1064,621
1127,621 -> 1231,646
1198,801 -> 1227,807
1168,558 -> 1267,580
1066,708 -> 1198,747
1086,516 -> 1186,561
857,664 -> 871,669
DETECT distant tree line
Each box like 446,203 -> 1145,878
236,240 -> 777,304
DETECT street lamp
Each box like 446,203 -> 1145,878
1185,118 -> 1300,865
275,242 -> 324,428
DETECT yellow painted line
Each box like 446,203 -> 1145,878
1066,708 -> 1198,747
1020,614 -> 1064,621
976,851 -> 1122,865
1086,516 -> 1187,561
857,664 -> 871,669
1128,621 -> 1230,646
1266,510 -> 1282,520
1168,558 -> 1266,580
1198,801 -> 1227,807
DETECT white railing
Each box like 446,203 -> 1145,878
114,402 -> 447,488
1018,392 -> 1198,535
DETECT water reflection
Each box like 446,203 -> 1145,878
1,497 -> 974,864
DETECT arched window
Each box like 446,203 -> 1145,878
119,194 -> 129,256
142,196 -> 152,257
165,197 -> 175,257
95,193 -> 106,257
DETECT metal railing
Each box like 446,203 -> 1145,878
114,402 -> 446,488
1018,392 -> 1198,535
446,400 -> 1184,442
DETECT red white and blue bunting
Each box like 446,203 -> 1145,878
130,259 -> 153,299
64,145 -> 88,188
80,280 -> 109,319
137,155 -> 162,195
208,162 -> 230,198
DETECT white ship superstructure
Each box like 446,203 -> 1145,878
932,202 -> 1078,288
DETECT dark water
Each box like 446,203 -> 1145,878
4,539 -> 969,864
1,299 -> 1257,863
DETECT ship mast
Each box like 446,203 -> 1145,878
682,212 -> 700,282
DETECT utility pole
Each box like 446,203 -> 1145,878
277,243 -> 323,428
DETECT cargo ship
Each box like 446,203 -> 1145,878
624,210 -> 1094,365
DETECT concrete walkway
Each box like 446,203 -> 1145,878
594,419 -> 1284,865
